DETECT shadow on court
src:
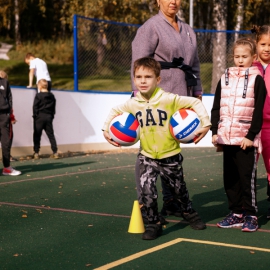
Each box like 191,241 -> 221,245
14,161 -> 97,174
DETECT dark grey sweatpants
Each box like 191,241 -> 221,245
33,113 -> 57,154
138,153 -> 192,224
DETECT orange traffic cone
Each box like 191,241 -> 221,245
128,200 -> 145,233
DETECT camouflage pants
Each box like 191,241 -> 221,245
138,153 -> 192,224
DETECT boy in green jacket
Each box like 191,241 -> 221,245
103,57 -> 211,240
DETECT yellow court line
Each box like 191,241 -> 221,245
93,238 -> 183,270
182,238 -> 270,252
94,238 -> 270,270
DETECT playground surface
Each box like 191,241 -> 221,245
0,147 -> 270,270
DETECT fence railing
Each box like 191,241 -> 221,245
73,15 -> 251,93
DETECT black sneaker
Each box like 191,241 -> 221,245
160,199 -> 182,217
141,206 -> 168,225
182,210 -> 206,230
142,224 -> 162,240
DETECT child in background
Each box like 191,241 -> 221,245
103,57 -> 211,240
33,79 -> 59,159
25,53 -> 52,91
0,74 -> 21,175
251,25 -> 270,219
211,38 -> 266,232
0,70 -> 18,162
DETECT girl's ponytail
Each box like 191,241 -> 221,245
250,25 -> 259,34
251,25 -> 270,42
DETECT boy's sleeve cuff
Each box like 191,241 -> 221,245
200,117 -> 211,128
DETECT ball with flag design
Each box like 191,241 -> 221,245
169,109 -> 202,143
109,112 -> 140,146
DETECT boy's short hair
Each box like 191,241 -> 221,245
233,37 -> 257,56
38,79 -> 48,90
0,70 -> 8,79
25,53 -> 35,60
133,57 -> 161,77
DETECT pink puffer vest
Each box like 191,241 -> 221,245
217,67 -> 262,151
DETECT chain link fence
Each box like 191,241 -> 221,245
74,15 -> 251,93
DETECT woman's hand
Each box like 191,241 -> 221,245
103,130 -> 121,147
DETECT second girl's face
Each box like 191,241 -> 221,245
158,0 -> 181,17
233,45 -> 257,68
256,34 -> 270,65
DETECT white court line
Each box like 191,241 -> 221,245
0,165 -> 133,185
0,154 -> 221,186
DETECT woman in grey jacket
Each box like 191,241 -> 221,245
131,1 -> 202,97
131,0 -> 205,229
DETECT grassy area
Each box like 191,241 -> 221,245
0,60 -> 74,90
0,59 -> 213,93
78,76 -> 131,92
1,37 -> 213,93
200,62 -> 212,94
0,59 -> 131,91
0,38 -> 131,91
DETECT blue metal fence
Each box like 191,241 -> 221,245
73,15 -> 251,93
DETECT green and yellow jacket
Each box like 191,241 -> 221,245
103,88 -> 211,159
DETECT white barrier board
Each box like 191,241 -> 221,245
9,87 -> 214,154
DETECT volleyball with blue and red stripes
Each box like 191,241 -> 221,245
109,112 -> 140,146
169,109 -> 201,144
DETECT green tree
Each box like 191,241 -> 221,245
211,0 -> 227,93
1,0 -> 270,45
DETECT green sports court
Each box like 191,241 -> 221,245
0,147 -> 270,269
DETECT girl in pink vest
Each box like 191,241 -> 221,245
211,38 -> 267,232
251,25 -> 270,220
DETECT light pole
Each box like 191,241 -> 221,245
189,0 -> 194,28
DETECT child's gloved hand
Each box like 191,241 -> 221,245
103,130 -> 121,147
